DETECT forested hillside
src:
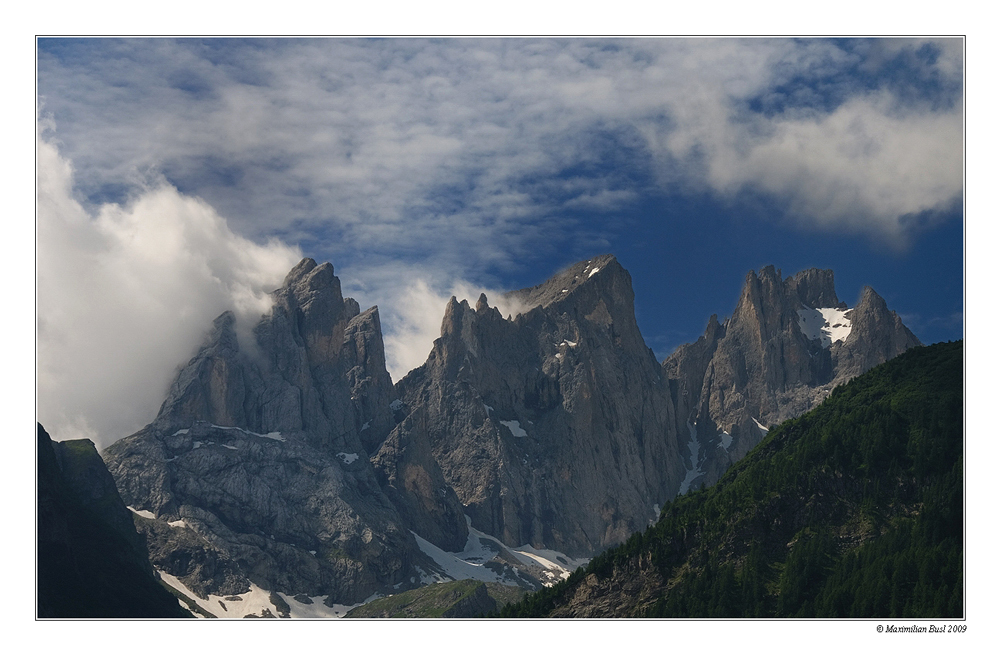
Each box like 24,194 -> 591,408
500,341 -> 963,618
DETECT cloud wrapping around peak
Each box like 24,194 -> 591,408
36,131 -> 302,448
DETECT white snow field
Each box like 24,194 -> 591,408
157,570 -> 368,619
154,512 -> 588,618
500,419 -> 528,437
678,421 -> 705,495
797,306 -> 853,347
411,516 -> 587,588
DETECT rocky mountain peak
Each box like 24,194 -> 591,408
205,310 -> 240,355
272,259 -> 355,365
502,254 -> 625,311
737,266 -> 843,312
281,256 -> 318,286
833,285 -> 921,381
298,259 -> 336,288
392,253 -> 680,557
441,296 -> 471,332
790,268 -> 842,309
662,265 -> 920,493
704,314 -> 725,340
853,285 -> 885,313
104,258 -> 428,605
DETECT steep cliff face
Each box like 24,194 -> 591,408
390,255 -> 684,557
831,286 -> 923,382
663,266 -> 920,489
150,258 -> 398,449
104,258 -> 462,605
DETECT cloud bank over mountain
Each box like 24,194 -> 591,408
35,38 -> 963,447
36,127 -> 303,447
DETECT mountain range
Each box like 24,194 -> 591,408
43,255 -> 925,617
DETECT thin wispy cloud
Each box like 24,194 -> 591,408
38,39 -> 962,256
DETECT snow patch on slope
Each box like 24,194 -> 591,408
500,419 -> 528,437
209,424 -> 285,442
411,531 -> 507,584
411,516 -> 587,588
157,570 -> 365,619
277,592 -> 370,619
509,542 -> 589,583
679,421 -> 705,494
797,306 -> 852,347
127,506 -> 155,520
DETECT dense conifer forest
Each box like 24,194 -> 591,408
500,341 -> 963,618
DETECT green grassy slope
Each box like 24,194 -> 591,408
345,579 -> 527,618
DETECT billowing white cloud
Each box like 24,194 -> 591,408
704,92 -> 963,239
36,129 -> 302,448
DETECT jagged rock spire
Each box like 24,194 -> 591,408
391,254 -> 680,557
662,266 -> 920,490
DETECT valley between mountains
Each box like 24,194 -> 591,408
38,254 -> 958,618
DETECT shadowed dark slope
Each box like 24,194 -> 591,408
37,424 -> 191,618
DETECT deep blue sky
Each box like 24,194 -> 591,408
525,188 -> 963,359
35,37 -> 964,445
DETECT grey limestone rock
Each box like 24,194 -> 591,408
391,255 -> 684,557
372,408 -> 470,552
104,258 -> 423,604
100,254 -> 922,604
663,266 -> 921,489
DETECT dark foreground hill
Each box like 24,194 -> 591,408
499,341 -> 963,618
37,424 -> 191,618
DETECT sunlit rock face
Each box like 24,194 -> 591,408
390,255 -> 685,557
